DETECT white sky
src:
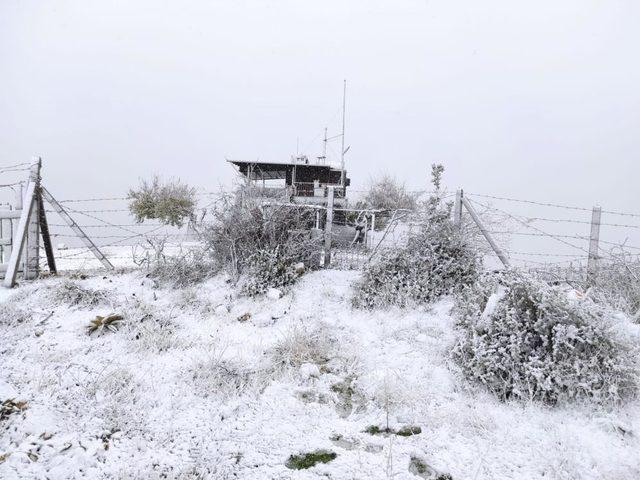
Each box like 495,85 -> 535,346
1,0 -> 639,260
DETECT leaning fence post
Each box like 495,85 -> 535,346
454,189 -> 463,228
587,205 -> 601,286
324,186 -> 334,266
461,196 -> 510,268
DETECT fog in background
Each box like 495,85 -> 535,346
1,0 -> 639,259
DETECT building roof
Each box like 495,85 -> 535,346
227,159 -> 345,181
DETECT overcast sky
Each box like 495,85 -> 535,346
1,0 -> 638,216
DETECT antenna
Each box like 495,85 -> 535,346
340,79 -> 347,188
322,127 -> 328,164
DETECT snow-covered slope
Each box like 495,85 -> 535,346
1,270 -> 639,479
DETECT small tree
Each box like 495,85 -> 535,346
128,176 -> 196,227
364,175 -> 417,212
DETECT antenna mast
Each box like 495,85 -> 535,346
340,79 -> 346,188
321,127 -> 328,164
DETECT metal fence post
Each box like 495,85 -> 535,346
454,189 -> 463,228
324,186 -> 334,266
587,206 -> 602,286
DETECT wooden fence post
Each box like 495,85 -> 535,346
38,192 -> 57,275
587,206 -> 601,286
3,180 -> 37,287
24,159 -> 41,279
324,186 -> 334,266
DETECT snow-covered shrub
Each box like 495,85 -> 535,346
191,354 -> 263,399
453,270 -> 640,404
532,254 -> 640,322
239,248 -> 301,296
269,324 -> 336,373
50,280 -> 112,308
91,367 -> 144,433
0,304 -> 31,326
203,190 -> 320,295
128,175 -> 196,227
590,258 -> 640,322
133,237 -> 216,288
148,249 -> 216,288
175,287 -> 216,314
352,165 -> 481,309
122,298 -> 180,353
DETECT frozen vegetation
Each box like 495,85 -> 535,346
1,267 -> 639,479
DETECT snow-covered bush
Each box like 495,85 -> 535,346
148,249 -> 216,288
133,237 -> 216,288
191,354 -> 263,399
590,257 -> 640,322
50,280 -> 113,308
239,248 -> 302,296
128,176 -> 196,227
453,270 -> 640,404
352,165 -> 481,309
203,190 -> 320,295
91,367 -> 144,434
269,324 -> 336,373
533,254 -> 640,322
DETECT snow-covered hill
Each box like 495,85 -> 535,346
1,270 -> 639,479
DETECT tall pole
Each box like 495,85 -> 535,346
322,127 -> 328,163
340,79 -> 346,189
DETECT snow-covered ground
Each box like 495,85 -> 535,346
1,268 -> 639,479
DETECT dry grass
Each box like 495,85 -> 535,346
87,314 -> 124,335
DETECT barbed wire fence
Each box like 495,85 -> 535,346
1,162 -> 638,285
460,191 -> 640,287
37,190 -> 223,271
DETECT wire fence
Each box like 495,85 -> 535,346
462,192 -> 640,277
1,161 -> 639,278
39,188 -> 640,275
